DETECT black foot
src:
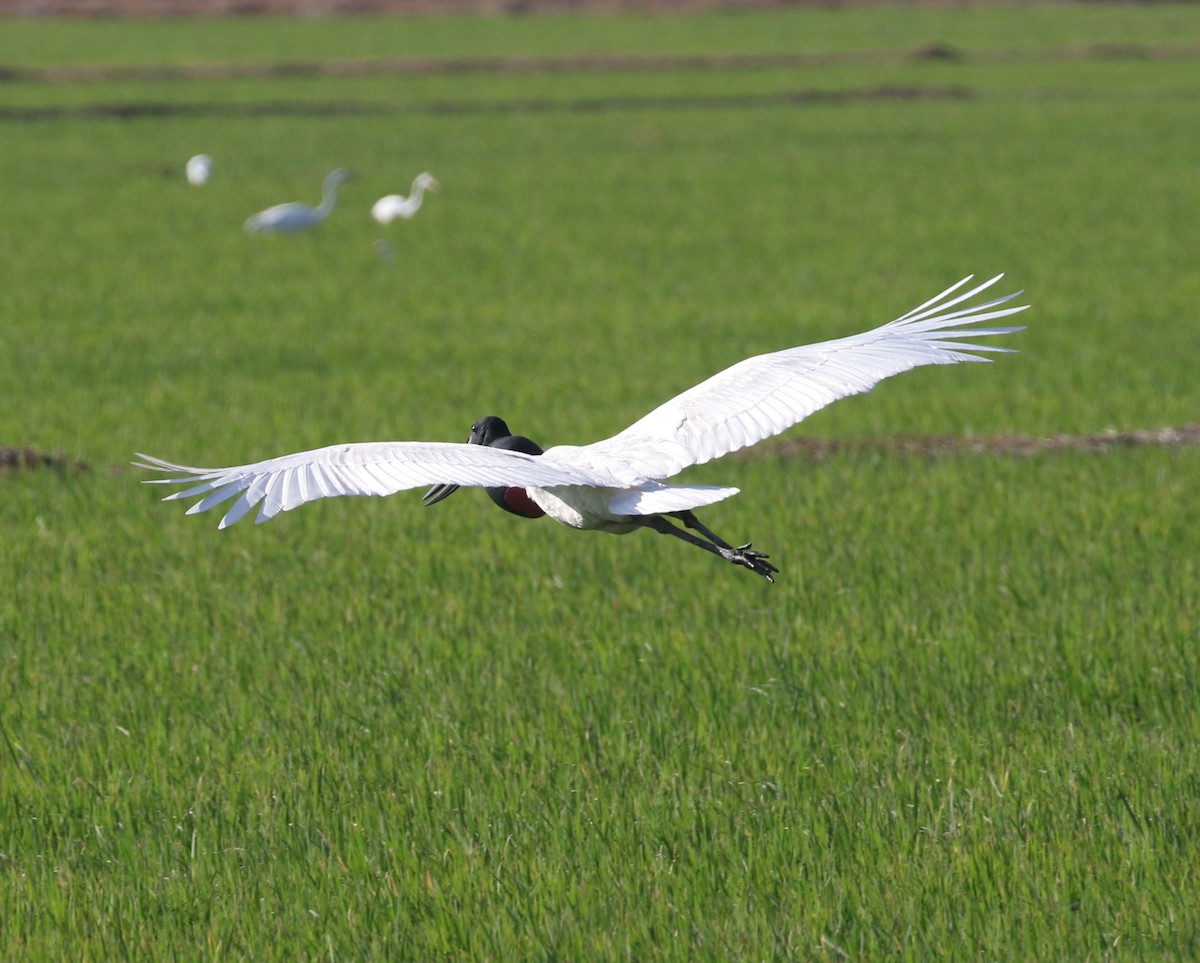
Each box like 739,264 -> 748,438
720,543 -> 779,583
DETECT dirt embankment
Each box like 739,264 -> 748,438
1,0 -> 837,18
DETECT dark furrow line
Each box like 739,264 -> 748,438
0,83 -> 972,122
3,42 -> 1200,85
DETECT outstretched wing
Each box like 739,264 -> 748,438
136,442 -> 604,530
585,274 -> 1027,480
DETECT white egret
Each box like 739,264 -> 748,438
371,172 -> 439,225
244,168 -> 350,233
186,154 -> 212,186
137,274 -> 1026,582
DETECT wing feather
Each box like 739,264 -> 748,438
587,274 -> 1026,480
221,489 -> 260,529
135,442 -> 605,529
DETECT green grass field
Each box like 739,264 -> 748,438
2,5 -> 1199,959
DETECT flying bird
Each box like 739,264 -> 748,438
371,172 -> 439,224
137,275 -> 1026,582
244,168 -> 350,233
186,154 -> 212,186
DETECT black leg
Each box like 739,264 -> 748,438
671,510 -> 739,550
635,513 -> 778,583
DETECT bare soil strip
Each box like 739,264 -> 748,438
0,83 -> 971,122
760,425 -> 1200,462
0,447 -> 89,473
3,0 -> 831,15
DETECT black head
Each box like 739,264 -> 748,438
468,416 -> 513,447
472,416 -> 543,457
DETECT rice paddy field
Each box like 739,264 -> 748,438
2,4 -> 1199,959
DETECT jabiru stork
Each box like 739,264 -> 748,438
136,274 -> 1026,582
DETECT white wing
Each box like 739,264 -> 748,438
136,442 -> 606,530
585,274 -> 1026,480
140,274 -> 1026,530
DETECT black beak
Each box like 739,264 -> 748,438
424,417 -> 515,508
424,422 -> 485,506
422,482 -> 459,507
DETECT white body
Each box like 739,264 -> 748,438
186,154 -> 212,186
244,168 -> 349,233
138,275 -> 1026,536
525,480 -> 738,533
371,172 -> 438,224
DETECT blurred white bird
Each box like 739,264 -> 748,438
186,154 -> 212,186
371,172 -> 439,225
244,168 -> 350,233
137,275 -> 1026,582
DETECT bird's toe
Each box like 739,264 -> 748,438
721,544 -> 779,582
